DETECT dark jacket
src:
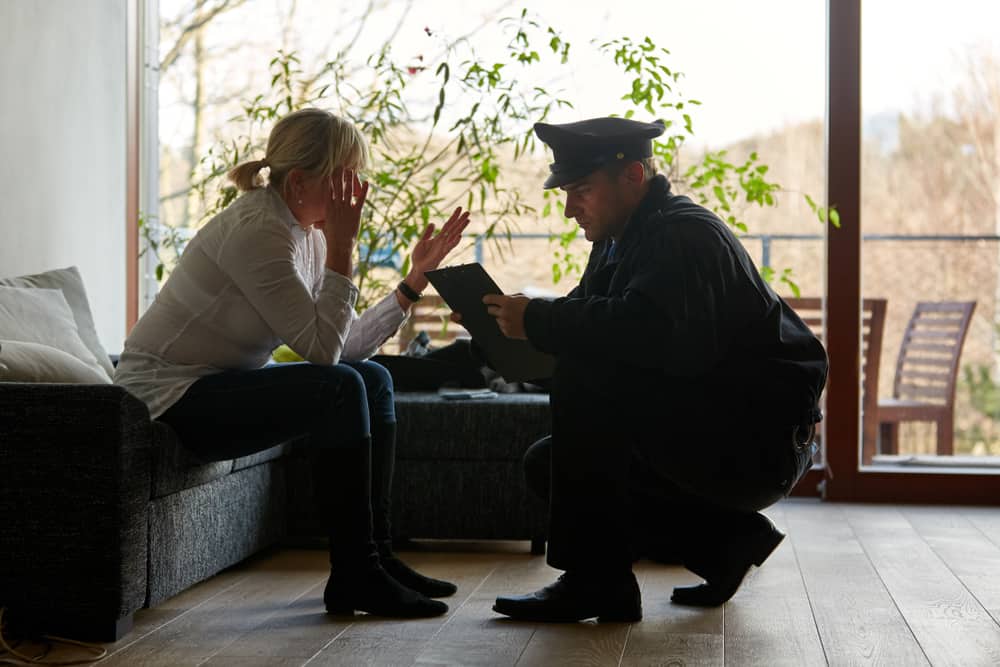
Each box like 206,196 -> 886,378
523,175 -> 828,427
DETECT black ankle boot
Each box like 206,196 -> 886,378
324,564 -> 448,618
379,552 -> 458,598
369,421 -> 458,600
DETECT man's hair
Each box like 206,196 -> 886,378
601,157 -> 658,181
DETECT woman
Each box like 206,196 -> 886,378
115,108 -> 470,618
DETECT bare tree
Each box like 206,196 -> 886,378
159,0 -> 250,74
950,47 -> 1000,369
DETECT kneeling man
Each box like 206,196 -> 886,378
484,117 -> 827,622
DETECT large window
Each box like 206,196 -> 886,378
860,0 -> 1000,467
151,0 -> 825,348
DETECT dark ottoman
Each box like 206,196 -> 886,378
391,392 -> 551,554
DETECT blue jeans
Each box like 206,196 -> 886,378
158,360 -> 398,569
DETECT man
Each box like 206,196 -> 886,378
483,117 -> 827,622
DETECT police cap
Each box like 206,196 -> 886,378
533,117 -> 666,189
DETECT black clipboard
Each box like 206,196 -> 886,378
424,263 -> 556,382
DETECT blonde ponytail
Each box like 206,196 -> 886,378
227,159 -> 269,192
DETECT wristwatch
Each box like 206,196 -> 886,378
397,280 -> 422,302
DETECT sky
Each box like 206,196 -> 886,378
159,0 -> 1000,149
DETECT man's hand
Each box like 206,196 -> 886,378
483,294 -> 530,340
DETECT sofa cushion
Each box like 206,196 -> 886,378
0,339 -> 112,384
394,391 -> 550,460
0,266 -> 115,379
0,286 -> 110,381
232,440 -> 298,471
150,421 -> 232,498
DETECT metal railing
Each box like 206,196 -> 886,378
475,232 -> 1000,268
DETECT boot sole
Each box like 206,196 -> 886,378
325,600 -> 448,618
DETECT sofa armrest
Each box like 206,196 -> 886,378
0,382 -> 152,637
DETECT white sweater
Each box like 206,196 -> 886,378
115,186 -> 406,418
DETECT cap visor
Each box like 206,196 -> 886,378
543,164 -> 601,189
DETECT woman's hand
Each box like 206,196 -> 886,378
319,168 -> 368,276
318,168 -> 368,245
406,207 -> 471,290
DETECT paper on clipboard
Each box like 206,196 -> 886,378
424,263 -> 556,382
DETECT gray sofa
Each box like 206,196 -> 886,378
0,382 -> 550,642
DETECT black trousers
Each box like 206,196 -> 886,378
527,355 -> 814,572
158,360 -> 398,570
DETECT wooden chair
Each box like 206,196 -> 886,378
785,297 -> 887,465
876,301 -> 976,457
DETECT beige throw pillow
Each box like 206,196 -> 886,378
0,286 -> 111,382
0,266 -> 115,377
0,339 -> 112,384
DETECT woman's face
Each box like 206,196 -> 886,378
288,171 -> 332,227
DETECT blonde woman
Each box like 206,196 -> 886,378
116,109 -> 470,618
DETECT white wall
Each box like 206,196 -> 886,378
0,0 -> 128,352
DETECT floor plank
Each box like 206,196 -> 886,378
844,504 -> 1000,667
784,500 -> 929,666
308,550 -> 509,666
515,621 -> 631,667
56,503 -> 1000,667
722,505 -> 827,667
100,550 -> 327,666
412,553 -> 553,666
620,563 -> 723,667
903,507 -> 1000,626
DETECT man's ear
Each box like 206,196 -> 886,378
623,160 -> 646,186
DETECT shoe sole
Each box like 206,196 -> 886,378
752,529 -> 785,566
491,604 -> 641,623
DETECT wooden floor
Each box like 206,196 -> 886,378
22,500 -> 1000,666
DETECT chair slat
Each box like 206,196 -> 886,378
896,383 -> 949,401
912,318 -> 965,329
914,302 -> 973,313
904,343 -> 958,354
899,356 -> 954,368
907,329 -> 961,340
899,370 -> 951,383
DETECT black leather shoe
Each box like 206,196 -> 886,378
493,571 -> 642,622
671,514 -> 785,607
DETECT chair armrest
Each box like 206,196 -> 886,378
0,382 -> 153,629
